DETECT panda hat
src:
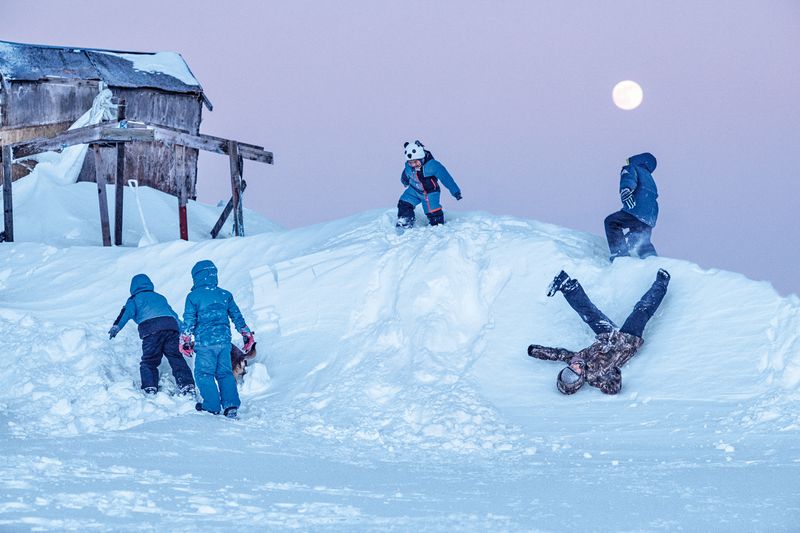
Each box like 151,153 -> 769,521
404,140 -> 427,161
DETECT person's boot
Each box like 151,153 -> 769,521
426,211 -> 444,226
143,387 -> 157,396
223,407 -> 239,420
179,384 -> 196,397
546,270 -> 571,297
656,268 -> 670,285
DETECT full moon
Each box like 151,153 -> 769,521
612,80 -> 643,110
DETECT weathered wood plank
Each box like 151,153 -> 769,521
175,144 -> 189,241
92,145 -> 112,246
2,145 -> 13,242
210,179 -> 248,239
11,121 -> 121,158
114,100 -> 126,246
228,141 -> 243,237
151,126 -> 273,164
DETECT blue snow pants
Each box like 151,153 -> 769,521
604,210 -> 657,260
140,329 -> 195,391
562,277 -> 667,338
399,187 -> 444,225
194,343 -> 240,413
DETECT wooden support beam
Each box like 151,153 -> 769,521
10,121 -> 154,160
2,145 -> 13,242
151,126 -> 273,164
92,145 -> 112,247
175,144 -> 189,241
228,141 -> 244,237
114,99 -> 126,246
210,180 -> 248,239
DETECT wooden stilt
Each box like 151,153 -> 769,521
210,179 -> 248,238
175,144 -> 188,241
93,144 -> 112,246
114,99 -> 126,245
228,140 -> 243,237
1,145 -> 12,242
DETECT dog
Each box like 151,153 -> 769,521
231,342 -> 257,384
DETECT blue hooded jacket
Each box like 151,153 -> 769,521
401,151 -> 461,198
114,274 -> 180,339
619,152 -> 658,227
182,260 -> 249,346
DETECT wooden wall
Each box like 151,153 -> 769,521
0,80 -> 204,197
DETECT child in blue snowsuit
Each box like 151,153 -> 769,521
108,274 -> 195,395
397,140 -> 462,228
181,260 -> 254,418
604,152 -> 659,261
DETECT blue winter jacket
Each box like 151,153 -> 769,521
182,260 -> 249,346
114,274 -> 180,339
620,152 -> 658,227
401,151 -> 461,198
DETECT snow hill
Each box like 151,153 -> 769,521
2,180 -> 799,531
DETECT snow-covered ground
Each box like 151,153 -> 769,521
1,180 -> 799,531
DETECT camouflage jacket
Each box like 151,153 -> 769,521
528,331 -> 644,394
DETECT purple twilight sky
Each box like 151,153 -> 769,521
4,0 -> 800,295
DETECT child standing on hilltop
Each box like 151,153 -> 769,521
108,274 -> 196,396
396,140 -> 462,230
180,260 -> 254,419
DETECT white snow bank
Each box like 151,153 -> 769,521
0,201 -> 797,454
96,51 -> 199,86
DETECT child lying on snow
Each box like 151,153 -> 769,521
108,274 -> 196,396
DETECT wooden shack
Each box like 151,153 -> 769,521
0,40 -> 212,196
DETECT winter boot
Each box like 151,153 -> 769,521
143,387 -> 158,396
656,268 -> 670,285
396,200 -> 416,229
195,402 -> 220,415
224,407 -> 239,420
179,384 -> 197,397
546,270 -> 571,297
426,210 -> 444,226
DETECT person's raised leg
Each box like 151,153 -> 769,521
620,269 -> 670,338
139,335 -> 162,392
547,271 -> 616,335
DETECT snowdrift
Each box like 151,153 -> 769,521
1,182 -> 798,460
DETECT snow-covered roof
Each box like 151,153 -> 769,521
0,40 -> 204,96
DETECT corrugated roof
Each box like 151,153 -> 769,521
0,40 -> 204,96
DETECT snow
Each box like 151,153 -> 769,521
95,51 -> 199,86
0,179 -> 799,530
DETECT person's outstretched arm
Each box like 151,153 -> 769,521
527,344 -> 575,362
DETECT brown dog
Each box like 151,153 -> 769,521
231,342 -> 257,384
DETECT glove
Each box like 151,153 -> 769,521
179,333 -> 195,357
108,325 -> 120,339
241,330 -> 255,353
454,192 -> 462,201
620,188 -> 636,209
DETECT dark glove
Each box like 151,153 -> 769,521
454,192 -> 462,201
108,325 -> 120,339
620,188 -> 635,209
241,330 -> 255,353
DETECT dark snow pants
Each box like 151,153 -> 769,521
604,210 -> 657,260
140,329 -> 195,391
562,277 -> 668,338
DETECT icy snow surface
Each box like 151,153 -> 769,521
1,181 -> 799,531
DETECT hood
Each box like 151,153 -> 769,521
130,274 -> 154,296
191,260 -> 218,289
628,152 -> 657,172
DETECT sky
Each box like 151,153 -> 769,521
3,0 -> 799,295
